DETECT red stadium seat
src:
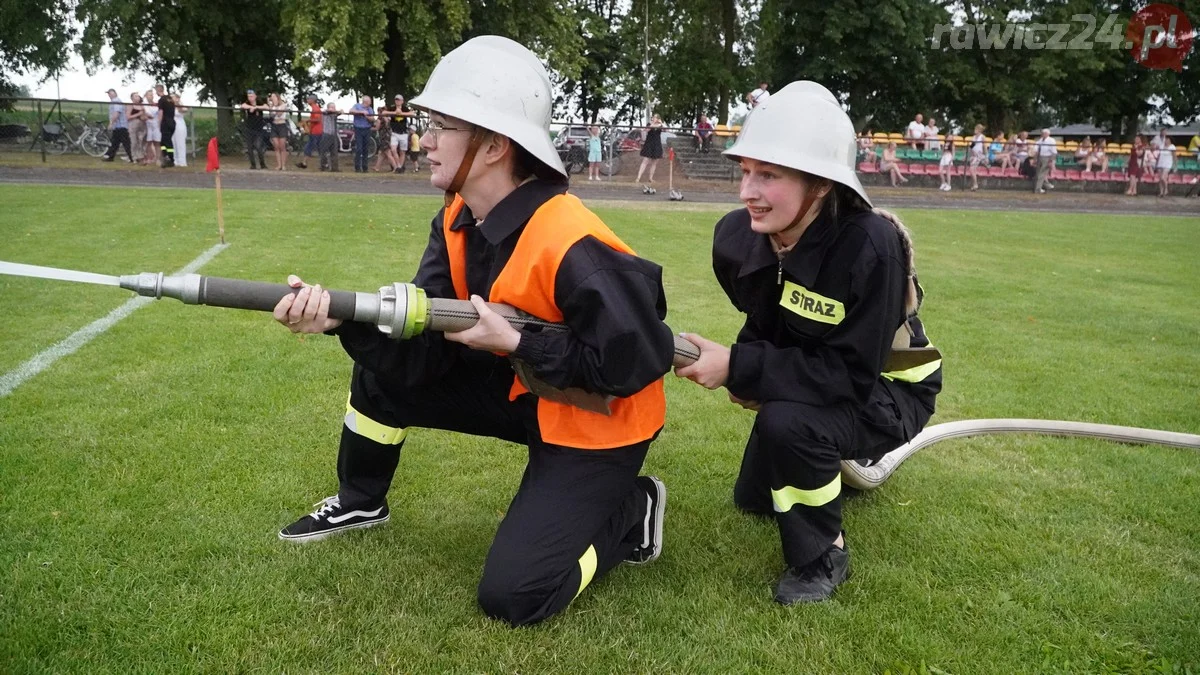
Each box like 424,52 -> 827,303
1065,170 -> 1082,181
1079,171 -> 1096,181
1050,168 -> 1066,180
858,161 -> 878,173
1168,173 -> 1185,184
987,166 -> 1003,177
907,163 -> 927,175
1002,167 -> 1019,178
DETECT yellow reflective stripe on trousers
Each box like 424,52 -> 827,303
882,358 -> 942,383
772,474 -> 842,512
344,393 -> 407,445
575,545 -> 598,599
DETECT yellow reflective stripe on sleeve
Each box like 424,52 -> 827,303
779,281 -> 845,325
344,393 -> 407,445
882,358 -> 942,383
772,474 -> 842,512
575,545 -> 598,599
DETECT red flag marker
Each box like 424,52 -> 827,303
206,138 -> 225,244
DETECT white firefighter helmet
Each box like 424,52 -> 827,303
410,35 -> 566,177
724,81 -> 870,206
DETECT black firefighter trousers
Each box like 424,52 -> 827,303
336,354 -> 654,626
732,378 -> 933,569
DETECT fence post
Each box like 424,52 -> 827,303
37,101 -> 45,164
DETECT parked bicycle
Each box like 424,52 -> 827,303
38,112 -> 111,156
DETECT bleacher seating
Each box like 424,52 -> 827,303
851,129 -> 1198,193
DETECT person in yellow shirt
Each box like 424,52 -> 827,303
407,128 -> 422,173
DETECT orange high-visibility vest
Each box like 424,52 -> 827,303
442,193 -> 666,449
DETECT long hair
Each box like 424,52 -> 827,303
807,176 -> 920,317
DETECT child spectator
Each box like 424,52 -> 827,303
587,126 -> 602,180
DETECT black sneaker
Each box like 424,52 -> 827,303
278,495 -> 389,543
624,476 -> 666,564
774,541 -> 851,605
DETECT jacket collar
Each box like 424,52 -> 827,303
737,206 -> 840,283
449,179 -> 569,245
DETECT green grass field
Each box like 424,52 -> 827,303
1,184 -> 1197,673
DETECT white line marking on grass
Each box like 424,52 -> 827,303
0,243 -> 230,398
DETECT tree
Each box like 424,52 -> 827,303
0,0 -> 76,101
751,0 -> 946,132
77,0 -> 297,140
651,0 -> 744,126
286,0 -> 584,103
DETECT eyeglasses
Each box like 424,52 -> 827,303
425,120 -> 471,142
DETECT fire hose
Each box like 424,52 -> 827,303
2,261 -> 1196,489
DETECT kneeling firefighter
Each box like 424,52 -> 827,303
675,81 -> 942,604
273,36 -> 676,626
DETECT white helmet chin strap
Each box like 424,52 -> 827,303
444,127 -> 489,207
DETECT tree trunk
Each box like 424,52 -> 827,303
382,13 -> 411,98
202,41 -> 236,152
717,0 -> 736,124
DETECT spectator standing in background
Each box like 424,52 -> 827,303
101,88 -> 133,163
635,114 -> 664,191
925,117 -> 941,151
1150,128 -> 1168,151
297,94 -> 323,169
127,92 -> 147,164
407,127 -> 422,173
267,92 -> 290,170
968,124 -> 986,191
1156,142 -> 1175,197
938,135 -> 955,191
156,84 -> 176,168
373,105 -> 395,172
1033,128 -> 1057,194
143,89 -> 160,167
319,102 -> 340,172
350,95 -> 375,173
906,113 -> 925,151
747,82 -> 771,108
1124,136 -> 1144,196
387,95 -> 415,173
172,94 -> 188,167
587,126 -> 603,181
240,91 -> 268,169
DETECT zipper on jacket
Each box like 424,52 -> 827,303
777,260 -> 783,285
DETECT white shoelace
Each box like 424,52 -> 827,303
307,495 -> 341,520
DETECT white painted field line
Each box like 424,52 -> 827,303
0,243 -> 230,398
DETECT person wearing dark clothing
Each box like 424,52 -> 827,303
271,36 -> 674,627
239,90 -> 267,169
156,86 -> 176,167
676,81 -> 941,606
635,114 -> 665,190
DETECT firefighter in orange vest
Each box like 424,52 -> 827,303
270,36 -> 676,626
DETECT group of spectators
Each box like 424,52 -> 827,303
239,91 -> 423,173
101,84 -> 187,167
864,112 -> 1200,197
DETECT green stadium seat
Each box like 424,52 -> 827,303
922,150 -> 940,160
